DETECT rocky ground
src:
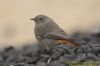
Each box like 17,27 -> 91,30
0,30 -> 100,66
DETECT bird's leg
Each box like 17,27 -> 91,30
47,57 -> 52,64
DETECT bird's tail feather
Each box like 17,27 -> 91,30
64,40 -> 81,48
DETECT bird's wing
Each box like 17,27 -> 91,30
43,30 -> 74,40
43,31 -> 81,48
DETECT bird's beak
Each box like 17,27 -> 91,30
30,18 -> 35,21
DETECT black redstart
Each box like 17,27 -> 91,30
31,15 -> 80,50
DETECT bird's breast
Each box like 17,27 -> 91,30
34,23 -> 55,36
35,22 -> 62,35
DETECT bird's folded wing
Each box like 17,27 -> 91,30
43,31 -> 74,40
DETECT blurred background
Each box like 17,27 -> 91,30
0,0 -> 100,48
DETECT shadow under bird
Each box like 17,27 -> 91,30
31,15 -> 81,50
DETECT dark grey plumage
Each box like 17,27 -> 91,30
31,15 -> 80,50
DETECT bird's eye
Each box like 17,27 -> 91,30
39,18 -> 43,20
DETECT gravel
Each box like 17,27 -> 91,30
0,30 -> 100,66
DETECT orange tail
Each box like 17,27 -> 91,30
57,40 -> 81,48
65,40 -> 81,48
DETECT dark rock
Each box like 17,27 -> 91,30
1,30 -> 100,66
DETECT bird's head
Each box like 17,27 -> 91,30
30,15 -> 53,24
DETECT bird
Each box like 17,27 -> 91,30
31,15 -> 80,50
